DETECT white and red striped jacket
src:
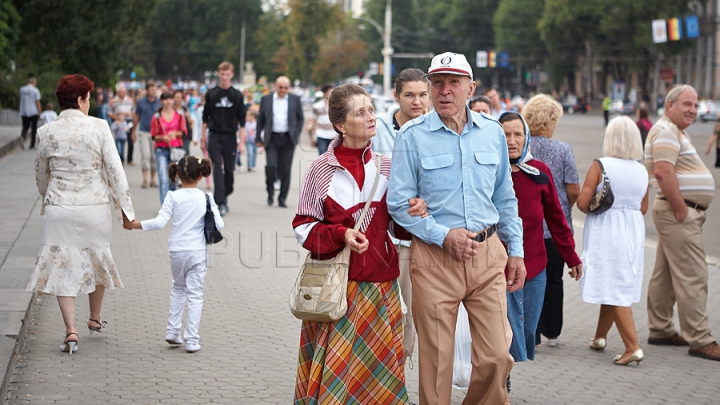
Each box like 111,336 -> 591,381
292,138 -> 411,282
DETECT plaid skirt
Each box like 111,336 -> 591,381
294,279 -> 408,405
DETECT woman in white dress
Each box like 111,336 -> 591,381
27,74 -> 135,354
577,116 -> 649,365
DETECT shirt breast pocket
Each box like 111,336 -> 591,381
421,154 -> 455,192
474,152 -> 499,192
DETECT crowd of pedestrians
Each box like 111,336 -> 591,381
18,49 -> 720,405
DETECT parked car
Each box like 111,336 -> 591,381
699,100 -> 720,122
609,99 -> 636,116
561,95 -> 591,115
372,95 -> 398,115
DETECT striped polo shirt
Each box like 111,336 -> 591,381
644,115 -> 715,207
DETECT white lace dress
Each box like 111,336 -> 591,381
27,109 -> 135,297
580,157 -> 647,306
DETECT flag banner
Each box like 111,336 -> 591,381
668,17 -> 682,41
488,51 -> 496,68
652,19 -> 667,43
685,15 -> 700,38
476,51 -> 488,68
499,52 -> 510,68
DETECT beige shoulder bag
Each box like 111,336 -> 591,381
289,154 -> 382,322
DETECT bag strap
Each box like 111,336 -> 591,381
353,153 -> 382,231
594,158 -> 610,183
205,193 -> 211,210
594,158 -> 607,175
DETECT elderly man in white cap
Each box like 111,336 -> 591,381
388,52 -> 526,405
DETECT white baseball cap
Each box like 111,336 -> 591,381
425,52 -> 473,80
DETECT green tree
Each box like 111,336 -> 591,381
494,0 -> 547,64
539,0 -> 693,89
282,0 -> 343,84
312,18 -> 368,84
13,0 -> 155,86
0,0 -> 20,70
252,5 -> 286,78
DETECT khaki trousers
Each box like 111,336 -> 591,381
647,198 -> 715,349
410,235 -> 513,405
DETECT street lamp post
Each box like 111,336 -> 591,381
381,0 -> 393,97
354,0 -> 393,96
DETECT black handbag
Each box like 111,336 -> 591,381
204,194 -> 224,244
588,159 -> 614,214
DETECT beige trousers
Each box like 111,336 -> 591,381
410,235 -> 513,405
137,130 -> 156,170
647,198 -> 715,349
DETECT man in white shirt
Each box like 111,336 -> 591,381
256,76 -> 304,208
19,77 -> 42,149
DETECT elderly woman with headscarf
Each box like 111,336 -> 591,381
498,111 -> 582,370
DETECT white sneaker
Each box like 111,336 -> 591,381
165,334 -> 182,345
547,335 -> 561,347
186,342 -> 201,353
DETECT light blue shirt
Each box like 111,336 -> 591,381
387,108 -> 524,257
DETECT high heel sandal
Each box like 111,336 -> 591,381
88,319 -> 107,337
60,333 -> 78,354
589,337 -> 607,351
613,349 -> 644,365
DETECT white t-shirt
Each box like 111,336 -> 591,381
141,188 -> 224,252
40,110 -> 58,125
19,84 -> 41,117
312,100 -> 335,140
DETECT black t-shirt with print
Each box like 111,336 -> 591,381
202,86 -> 246,134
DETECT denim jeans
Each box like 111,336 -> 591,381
116,139 -> 126,163
507,270 -> 547,362
316,137 -> 332,155
155,148 -> 176,204
245,142 -> 257,169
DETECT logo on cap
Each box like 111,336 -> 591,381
441,56 -> 452,66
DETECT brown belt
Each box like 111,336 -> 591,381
658,197 -> 707,211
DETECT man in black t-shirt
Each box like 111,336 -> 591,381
201,62 -> 246,216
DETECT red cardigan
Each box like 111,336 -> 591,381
511,159 -> 581,280
292,139 -> 411,282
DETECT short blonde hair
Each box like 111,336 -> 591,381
603,116 -> 643,161
218,61 -> 234,71
522,94 -> 563,136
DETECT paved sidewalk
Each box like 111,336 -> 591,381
2,127 -> 720,404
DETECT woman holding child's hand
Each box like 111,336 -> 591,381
27,74 -> 136,355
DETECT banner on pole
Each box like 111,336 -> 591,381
476,51 -> 488,68
652,19 -> 667,43
668,18 -> 682,41
685,15 -> 700,38
488,51 -> 496,68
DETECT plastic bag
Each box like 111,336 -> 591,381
452,303 -> 473,389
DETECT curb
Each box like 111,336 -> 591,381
1,293 -> 35,403
0,137 -> 21,160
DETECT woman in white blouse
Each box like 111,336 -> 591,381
27,74 -> 135,354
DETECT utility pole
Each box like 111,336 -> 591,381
239,14 -> 246,85
381,0 -> 393,96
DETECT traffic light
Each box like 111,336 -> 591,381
358,71 -> 364,78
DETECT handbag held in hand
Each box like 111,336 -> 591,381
289,155 -> 382,322
204,194 -> 223,244
588,159 -> 614,214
